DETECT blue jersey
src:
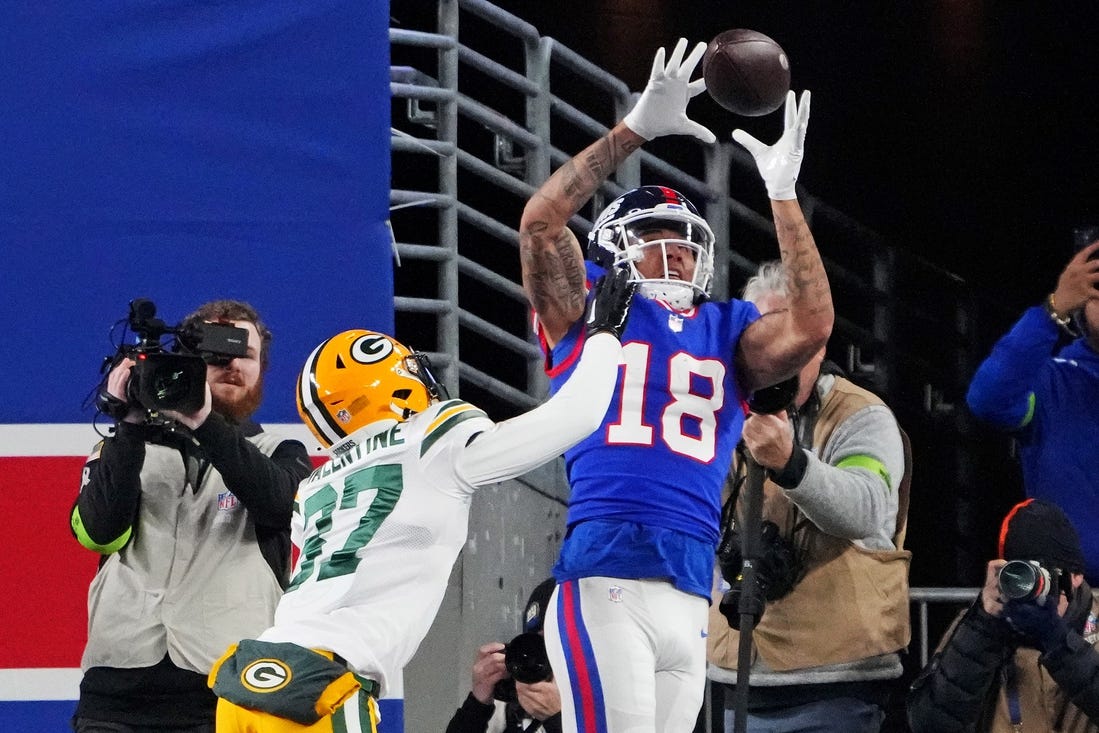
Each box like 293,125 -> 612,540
967,306 -> 1099,584
544,263 -> 760,596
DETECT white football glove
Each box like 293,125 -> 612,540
732,90 -> 811,200
623,38 -> 716,144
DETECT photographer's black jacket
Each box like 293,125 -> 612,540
70,413 -> 310,728
907,590 -> 1099,732
445,692 -> 562,733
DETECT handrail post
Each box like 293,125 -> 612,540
435,0 -> 461,397
704,142 -> 733,301
871,247 -> 896,395
521,35 -> 554,400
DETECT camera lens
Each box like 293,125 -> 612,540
150,365 -> 193,403
719,587 -> 743,630
503,632 -> 552,684
998,560 -> 1044,602
131,354 -> 208,413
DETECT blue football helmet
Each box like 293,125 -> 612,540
587,186 -> 715,309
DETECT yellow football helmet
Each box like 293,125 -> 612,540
296,330 -> 445,448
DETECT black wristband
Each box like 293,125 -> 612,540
458,692 -> 494,714
770,447 -> 808,488
444,691 -> 495,733
541,711 -> 564,733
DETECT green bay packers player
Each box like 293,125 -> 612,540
207,270 -> 635,733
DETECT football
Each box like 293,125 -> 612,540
702,29 -> 791,117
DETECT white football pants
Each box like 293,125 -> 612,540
545,577 -> 708,733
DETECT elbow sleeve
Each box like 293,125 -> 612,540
71,505 -> 132,554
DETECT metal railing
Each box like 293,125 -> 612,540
698,587 -> 980,733
388,0 -> 992,430
388,0 -> 1013,576
388,9 -> 1022,731
909,586 -> 979,667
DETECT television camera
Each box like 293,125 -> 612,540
97,298 -> 249,419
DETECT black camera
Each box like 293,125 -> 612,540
97,298 -> 249,417
998,559 -> 1055,606
717,520 -> 804,629
492,632 -> 553,703
746,375 -> 800,415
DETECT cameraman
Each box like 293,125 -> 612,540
69,300 -> 311,733
908,499 -> 1099,732
707,262 -> 911,732
445,578 -> 561,733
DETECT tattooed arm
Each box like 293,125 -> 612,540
519,123 -> 644,347
736,199 -> 834,392
519,38 -> 715,347
733,91 -> 834,393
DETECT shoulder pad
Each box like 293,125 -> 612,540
419,400 -> 489,458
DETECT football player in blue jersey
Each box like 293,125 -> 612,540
517,38 -> 833,733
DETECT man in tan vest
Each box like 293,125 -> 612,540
907,498 -> 1099,732
707,261 -> 912,732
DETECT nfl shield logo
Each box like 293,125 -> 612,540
608,586 -> 624,603
668,313 -> 683,332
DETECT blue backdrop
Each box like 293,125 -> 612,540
0,2 -> 398,730
0,0 -> 394,424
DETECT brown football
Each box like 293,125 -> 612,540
703,29 -> 791,117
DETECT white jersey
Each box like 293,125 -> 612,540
257,332 -> 624,697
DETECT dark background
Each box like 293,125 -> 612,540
387,0 -> 1099,587
495,1 -> 1099,303
389,5 -> 1099,727
481,5 -> 1099,727
477,0 -> 1099,579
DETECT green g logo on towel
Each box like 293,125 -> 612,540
242,659 -> 292,693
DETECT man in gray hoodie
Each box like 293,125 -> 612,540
706,261 -> 912,733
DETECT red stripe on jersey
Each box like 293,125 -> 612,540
543,279 -> 593,378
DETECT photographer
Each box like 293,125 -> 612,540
707,262 -> 911,732
966,234 -> 1099,585
445,578 -> 562,733
69,299 -> 311,733
908,499 -> 1099,732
